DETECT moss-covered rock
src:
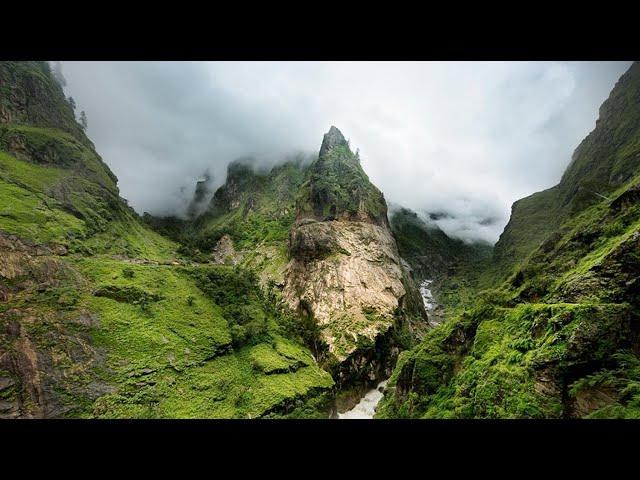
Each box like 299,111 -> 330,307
381,63 -> 640,419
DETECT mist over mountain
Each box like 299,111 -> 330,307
57,61 -> 631,242
3,60 -> 640,420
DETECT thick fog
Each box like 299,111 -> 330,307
59,61 -> 631,243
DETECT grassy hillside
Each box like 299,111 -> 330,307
194,158 -> 309,250
379,165 -> 640,419
380,62 -> 640,419
0,62 -> 334,418
5,60 -> 639,420
493,61 -> 640,280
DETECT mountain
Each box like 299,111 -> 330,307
165,126 -> 429,406
0,62 -> 430,419
493,61 -> 640,279
4,60 -> 639,420
281,127 -> 427,395
0,62 -> 335,419
378,61 -> 640,419
389,207 -> 492,319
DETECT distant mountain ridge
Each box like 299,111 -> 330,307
379,61 -> 640,419
493,61 -> 640,278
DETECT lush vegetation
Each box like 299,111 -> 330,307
0,62 -> 334,419
297,144 -> 388,225
379,171 -> 640,418
380,62 -> 640,419
188,158 -> 309,249
493,62 -> 640,281
76,260 -> 333,418
4,59 -> 640,420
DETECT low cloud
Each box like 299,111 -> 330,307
59,61 -> 631,242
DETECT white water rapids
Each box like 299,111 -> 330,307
337,380 -> 389,419
420,278 -> 442,326
419,279 -> 436,312
337,278 -> 438,419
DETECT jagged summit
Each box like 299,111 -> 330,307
291,126 -> 388,226
319,125 -> 349,157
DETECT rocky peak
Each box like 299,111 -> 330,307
297,127 -> 388,226
186,171 -> 213,219
283,128 -> 428,387
208,161 -> 257,213
226,160 -> 256,183
319,126 -> 349,157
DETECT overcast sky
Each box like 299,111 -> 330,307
59,61 -> 631,243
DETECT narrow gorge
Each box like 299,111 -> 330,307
2,60 -> 640,420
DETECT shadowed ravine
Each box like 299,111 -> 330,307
337,281 -> 437,419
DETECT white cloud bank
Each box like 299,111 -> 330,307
60,61 -> 631,243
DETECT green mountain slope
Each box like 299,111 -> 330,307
389,207 -> 492,316
5,59 -> 639,420
379,62 -> 640,419
0,61 -> 334,419
493,61 -> 640,279
152,126 -> 428,410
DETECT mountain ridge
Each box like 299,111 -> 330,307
0,62 -> 337,419
378,61 -> 640,419
3,60 -> 639,419
493,61 -> 640,279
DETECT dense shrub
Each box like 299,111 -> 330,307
189,266 -> 268,348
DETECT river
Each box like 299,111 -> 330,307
337,379 -> 389,419
420,278 -> 441,325
337,278 -> 437,419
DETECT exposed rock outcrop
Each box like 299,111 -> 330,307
211,234 -> 239,265
284,220 -> 407,357
282,127 -> 427,385
186,171 -> 213,219
319,125 -> 350,157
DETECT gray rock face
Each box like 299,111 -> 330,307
288,221 -> 339,261
186,172 -> 213,219
283,220 -> 412,361
208,162 -> 255,213
319,126 -> 348,157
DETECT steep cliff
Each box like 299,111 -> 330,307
282,127 -> 427,390
0,65 -> 425,418
0,62 -> 334,419
379,62 -> 640,419
173,127 -> 428,405
7,60 -> 637,420
493,61 -> 640,279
